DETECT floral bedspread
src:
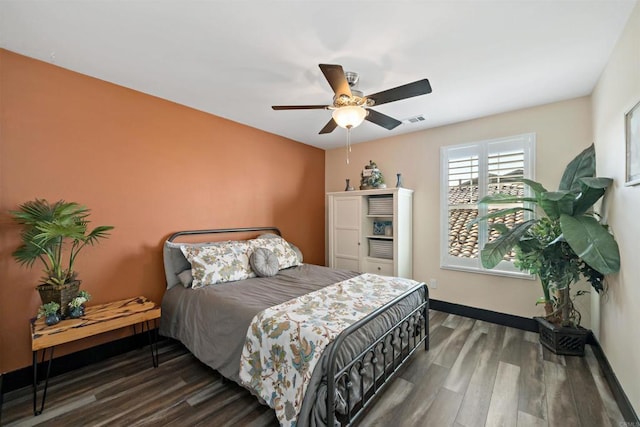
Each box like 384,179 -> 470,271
238,273 -> 421,427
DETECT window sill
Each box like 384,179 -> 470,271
440,264 -> 535,280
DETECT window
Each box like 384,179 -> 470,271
440,133 -> 535,276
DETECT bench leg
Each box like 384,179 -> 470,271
32,347 -> 55,416
146,320 -> 159,368
0,373 -> 4,425
134,321 -> 159,368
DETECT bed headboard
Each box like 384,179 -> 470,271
167,226 -> 281,242
163,227 -> 282,289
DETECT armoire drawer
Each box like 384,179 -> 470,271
364,259 -> 393,276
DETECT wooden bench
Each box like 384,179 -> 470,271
31,296 -> 161,415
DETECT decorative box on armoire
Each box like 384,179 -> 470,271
327,188 -> 413,278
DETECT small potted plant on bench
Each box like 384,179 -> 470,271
68,290 -> 92,318
37,302 -> 61,326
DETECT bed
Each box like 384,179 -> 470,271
159,227 -> 429,426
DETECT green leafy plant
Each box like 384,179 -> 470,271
469,144 -> 620,327
37,301 -> 60,318
11,199 -> 114,287
360,160 -> 385,188
69,290 -> 92,308
367,170 -> 385,187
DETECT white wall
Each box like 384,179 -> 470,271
326,96 -> 592,320
592,0 -> 640,414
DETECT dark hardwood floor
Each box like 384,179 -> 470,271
1,311 -> 625,426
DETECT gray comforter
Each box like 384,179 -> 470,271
160,264 -> 425,426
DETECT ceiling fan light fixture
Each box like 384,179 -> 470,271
332,106 -> 367,129
272,64 -> 432,135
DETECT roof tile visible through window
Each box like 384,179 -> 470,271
449,209 -> 480,258
448,183 -> 524,205
448,184 -> 525,259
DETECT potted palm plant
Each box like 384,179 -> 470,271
470,144 -> 620,355
11,199 -> 113,317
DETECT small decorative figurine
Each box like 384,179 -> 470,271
360,160 -> 386,189
345,179 -> 355,191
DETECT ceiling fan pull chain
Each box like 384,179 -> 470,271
346,127 -> 352,164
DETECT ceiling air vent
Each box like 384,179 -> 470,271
404,115 -> 426,124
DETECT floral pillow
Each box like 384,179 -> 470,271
181,241 -> 255,289
258,233 -> 304,264
250,236 -> 300,270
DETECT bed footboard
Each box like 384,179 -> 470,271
326,283 -> 429,426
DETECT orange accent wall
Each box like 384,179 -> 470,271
0,49 -> 325,373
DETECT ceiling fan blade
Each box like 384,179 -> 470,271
367,79 -> 432,106
365,109 -> 402,130
319,118 -> 338,134
319,64 -> 352,98
272,105 -> 328,110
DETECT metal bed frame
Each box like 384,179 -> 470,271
327,284 -> 429,426
166,227 -> 429,426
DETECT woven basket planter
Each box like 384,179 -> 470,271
37,280 -> 81,318
535,316 -> 589,357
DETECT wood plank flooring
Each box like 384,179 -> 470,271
1,311 -> 625,426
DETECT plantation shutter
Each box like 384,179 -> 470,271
440,133 -> 535,275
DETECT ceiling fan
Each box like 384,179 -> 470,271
272,64 -> 432,134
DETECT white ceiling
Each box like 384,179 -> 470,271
1,1 -> 636,150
